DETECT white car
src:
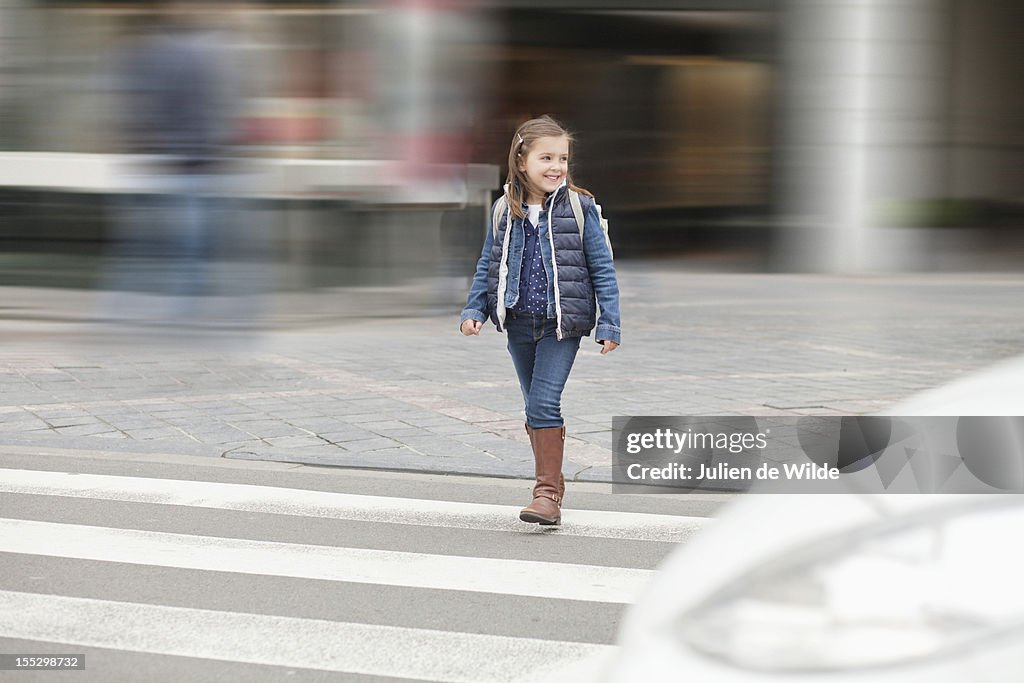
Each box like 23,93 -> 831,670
606,356 -> 1024,682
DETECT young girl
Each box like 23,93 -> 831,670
460,115 -> 620,526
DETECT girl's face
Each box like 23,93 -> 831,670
518,135 -> 569,203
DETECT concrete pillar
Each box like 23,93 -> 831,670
776,0 -> 951,271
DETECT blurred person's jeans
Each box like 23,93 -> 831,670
104,171 -> 223,318
505,311 -> 582,429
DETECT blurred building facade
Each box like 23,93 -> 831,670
0,0 -> 1020,281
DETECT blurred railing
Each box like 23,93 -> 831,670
0,153 -> 500,207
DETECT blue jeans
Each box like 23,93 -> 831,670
505,312 -> 582,429
106,173 -> 220,299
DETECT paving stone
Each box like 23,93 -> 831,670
102,420 -> 174,432
399,414 -> 472,428
360,426 -> 430,439
223,421 -> 311,438
187,428 -> 261,445
45,417 -> 103,428
55,424 -> 119,437
25,409 -> 93,421
261,435 -> 334,449
321,411 -> 392,423
454,434 -> 529,460
124,427 -> 189,440
361,420 -> 416,432
278,417 -> 349,432
424,422 -> 481,436
395,436 -> 485,459
0,420 -> 51,432
317,427 -> 380,443
340,437 -> 403,453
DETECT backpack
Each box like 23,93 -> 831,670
491,189 -> 613,257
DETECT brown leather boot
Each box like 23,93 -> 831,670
525,424 -> 564,501
520,426 -> 566,525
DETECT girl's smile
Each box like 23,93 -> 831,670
518,135 -> 570,204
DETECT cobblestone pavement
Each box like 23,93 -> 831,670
2,267 -> 1022,481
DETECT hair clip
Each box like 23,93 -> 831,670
517,134 -> 524,146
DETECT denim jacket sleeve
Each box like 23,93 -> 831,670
582,202 -> 621,345
460,210 -> 496,327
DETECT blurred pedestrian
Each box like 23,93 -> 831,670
103,0 -> 239,321
460,115 -> 621,526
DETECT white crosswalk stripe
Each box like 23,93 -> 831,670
0,469 -> 708,542
0,518 -> 652,604
0,463 -> 714,682
0,590 -> 615,683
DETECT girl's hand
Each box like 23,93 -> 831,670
599,340 -> 619,355
461,319 -> 482,336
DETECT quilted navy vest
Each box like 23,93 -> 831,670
486,188 -> 597,339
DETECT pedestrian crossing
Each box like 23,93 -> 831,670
0,460 -> 715,682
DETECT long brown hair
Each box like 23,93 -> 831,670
504,115 -> 592,219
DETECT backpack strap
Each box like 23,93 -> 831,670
491,194 -> 507,240
569,190 -> 613,257
568,189 -> 585,241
